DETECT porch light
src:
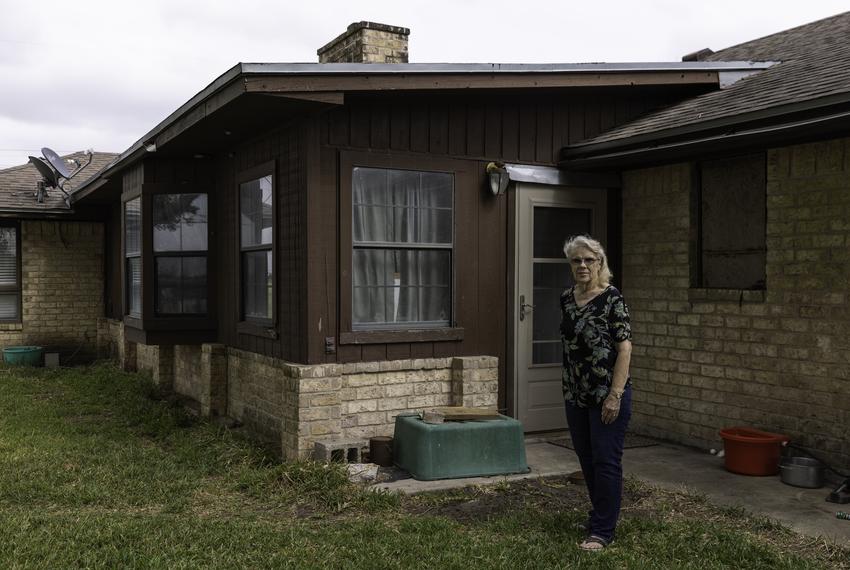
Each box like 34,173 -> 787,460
486,162 -> 508,196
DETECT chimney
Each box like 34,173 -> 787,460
317,21 -> 410,64
681,48 -> 714,62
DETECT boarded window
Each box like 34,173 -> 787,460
697,154 -> 766,289
352,167 -> 453,329
152,193 -> 208,315
0,224 -> 19,321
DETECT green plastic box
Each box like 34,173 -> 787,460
393,413 -> 529,480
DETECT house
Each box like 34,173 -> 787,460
5,16 -> 849,470
0,151 -> 117,363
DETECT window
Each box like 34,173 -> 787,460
153,193 -> 208,315
351,167 -> 453,329
696,154 -> 766,289
0,224 -> 20,321
124,197 -> 142,316
240,175 -> 273,322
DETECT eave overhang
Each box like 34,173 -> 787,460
559,92 -> 850,170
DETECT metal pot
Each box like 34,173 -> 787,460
779,456 -> 825,489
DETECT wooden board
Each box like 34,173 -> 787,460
422,406 -> 501,424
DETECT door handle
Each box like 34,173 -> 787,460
519,294 -> 535,321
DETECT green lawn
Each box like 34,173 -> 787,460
0,363 -> 846,569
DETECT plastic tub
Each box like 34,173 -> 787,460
3,346 -> 44,366
719,427 -> 789,476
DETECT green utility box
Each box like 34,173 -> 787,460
393,413 -> 529,480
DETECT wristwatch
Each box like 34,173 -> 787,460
609,389 -> 623,401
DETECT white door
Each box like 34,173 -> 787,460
514,183 -> 607,432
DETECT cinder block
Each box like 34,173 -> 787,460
313,438 -> 367,463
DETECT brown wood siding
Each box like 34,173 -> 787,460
208,88 -> 696,370
302,89 -> 684,398
215,121 -> 307,362
320,90 -> 687,164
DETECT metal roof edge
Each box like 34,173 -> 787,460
240,61 -> 775,75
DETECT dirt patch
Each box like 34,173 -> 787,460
404,476 -> 598,522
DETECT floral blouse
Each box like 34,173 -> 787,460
560,285 -> 632,408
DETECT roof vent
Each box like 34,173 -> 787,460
317,21 -> 410,64
681,48 -> 714,62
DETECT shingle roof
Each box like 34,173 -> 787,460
0,151 -> 118,212
569,11 -> 850,149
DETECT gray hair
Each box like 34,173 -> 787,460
563,235 -> 612,287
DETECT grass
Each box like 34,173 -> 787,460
0,363 -> 847,569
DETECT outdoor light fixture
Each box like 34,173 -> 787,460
486,161 -> 508,196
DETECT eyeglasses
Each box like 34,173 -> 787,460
569,257 -> 598,266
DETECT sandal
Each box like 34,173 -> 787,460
579,535 -> 611,551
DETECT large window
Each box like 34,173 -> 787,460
153,193 -> 208,315
124,197 -> 142,316
240,175 -> 273,322
0,224 -> 20,321
352,167 -> 453,329
696,154 -> 766,289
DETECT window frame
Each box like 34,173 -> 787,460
236,160 -> 277,337
0,221 -> 22,324
123,195 -> 142,318
339,152 -> 468,345
151,192 -> 209,317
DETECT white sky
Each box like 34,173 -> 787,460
1,0 -> 848,168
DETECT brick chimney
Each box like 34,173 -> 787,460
317,21 -> 410,64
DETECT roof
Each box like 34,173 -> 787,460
0,152 -> 119,213
70,60 -> 767,201
565,11 -> 850,153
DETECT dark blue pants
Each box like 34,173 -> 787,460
564,386 -> 632,543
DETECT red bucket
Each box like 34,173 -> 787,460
719,427 -> 789,476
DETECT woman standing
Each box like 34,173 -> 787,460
560,235 -> 632,552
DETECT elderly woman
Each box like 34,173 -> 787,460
560,235 -> 632,552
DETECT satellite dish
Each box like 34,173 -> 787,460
41,147 -> 72,179
28,156 -> 59,188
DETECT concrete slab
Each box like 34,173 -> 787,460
372,437 -> 850,543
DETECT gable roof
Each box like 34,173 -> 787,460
70,60 -> 767,202
562,12 -> 850,162
0,152 -> 118,214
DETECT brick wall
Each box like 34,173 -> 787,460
0,221 -> 103,363
621,137 -> 850,470
226,348 -> 498,460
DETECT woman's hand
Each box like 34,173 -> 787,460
601,394 -> 621,424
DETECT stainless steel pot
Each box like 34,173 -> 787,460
779,456 -> 825,488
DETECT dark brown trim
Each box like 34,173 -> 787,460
339,151 -> 474,342
236,321 -> 278,339
339,327 -> 464,345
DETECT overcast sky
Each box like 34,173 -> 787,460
1,0 -> 848,168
